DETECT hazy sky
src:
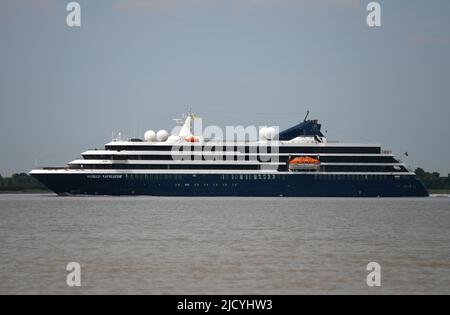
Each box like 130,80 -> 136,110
1,0 -> 449,176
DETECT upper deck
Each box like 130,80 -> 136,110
104,141 -> 382,154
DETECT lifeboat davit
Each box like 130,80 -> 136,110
288,156 -> 321,171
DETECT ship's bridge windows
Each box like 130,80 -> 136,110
77,164 -> 262,171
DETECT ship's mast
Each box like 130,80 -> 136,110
187,108 -> 194,134
177,109 -> 196,138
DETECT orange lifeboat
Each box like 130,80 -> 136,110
289,157 -> 320,165
185,136 -> 200,143
288,156 -> 321,171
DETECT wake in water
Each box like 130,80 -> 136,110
430,194 -> 450,198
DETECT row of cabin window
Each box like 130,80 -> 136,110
74,164 -> 404,172
84,155 -> 397,163
76,164 -> 261,170
322,165 -> 406,172
221,174 -> 284,181
107,146 -> 273,153
86,155 -> 266,162
124,174 -> 286,181
86,163 -> 402,173
314,174 -> 410,181
125,174 -> 183,181
109,173 -> 412,182
105,145 -> 381,154
174,183 -> 239,188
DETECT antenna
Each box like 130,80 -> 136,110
184,106 -> 195,134
304,110 -> 310,122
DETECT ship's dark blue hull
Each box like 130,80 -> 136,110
31,173 -> 429,197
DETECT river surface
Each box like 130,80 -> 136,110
0,194 -> 449,295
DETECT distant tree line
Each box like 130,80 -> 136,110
415,168 -> 450,190
0,173 -> 47,191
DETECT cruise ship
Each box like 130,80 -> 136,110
30,112 -> 429,197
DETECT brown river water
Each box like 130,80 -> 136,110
0,194 -> 449,294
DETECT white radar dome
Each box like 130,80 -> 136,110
156,130 -> 169,142
144,130 -> 157,142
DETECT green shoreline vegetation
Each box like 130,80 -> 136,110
415,168 -> 450,193
0,173 -> 48,192
0,169 -> 449,194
